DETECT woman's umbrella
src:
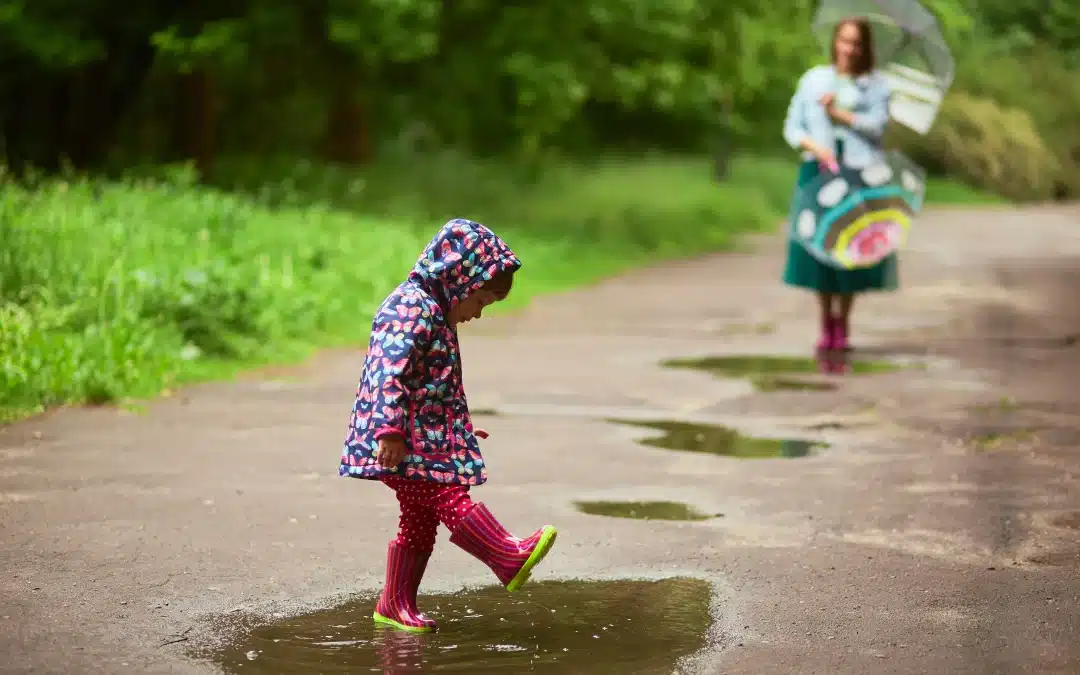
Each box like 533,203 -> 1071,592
812,0 -> 954,134
789,151 -> 926,270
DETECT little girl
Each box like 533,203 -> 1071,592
339,218 -> 558,633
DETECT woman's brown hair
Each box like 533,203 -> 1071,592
831,18 -> 876,76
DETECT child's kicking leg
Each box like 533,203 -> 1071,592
435,487 -> 558,593
373,477 -> 441,632
374,478 -> 559,632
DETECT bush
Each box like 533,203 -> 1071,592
949,43 -> 1080,198
0,177 -> 430,419
890,92 -> 1060,202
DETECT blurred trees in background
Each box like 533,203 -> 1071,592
0,0 -> 1072,417
1,0 -> 1077,198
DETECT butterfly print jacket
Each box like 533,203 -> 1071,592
339,219 -> 521,486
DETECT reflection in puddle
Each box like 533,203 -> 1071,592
755,377 -> 838,392
575,500 -> 720,521
213,578 -> 712,674
969,428 -> 1037,451
611,419 -> 824,458
664,354 -> 903,391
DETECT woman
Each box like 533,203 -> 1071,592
781,17 -> 895,352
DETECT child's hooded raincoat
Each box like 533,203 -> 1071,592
339,219 -> 521,486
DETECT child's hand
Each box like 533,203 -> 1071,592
474,429 -> 490,440
376,435 -> 408,468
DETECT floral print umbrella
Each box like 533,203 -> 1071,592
790,151 -> 926,270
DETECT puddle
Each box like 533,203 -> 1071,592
212,578 -> 712,674
611,419 -> 824,458
754,377 -> 838,392
969,428 -> 1037,451
574,500 -> 721,521
664,355 -> 904,391
970,396 -> 1022,414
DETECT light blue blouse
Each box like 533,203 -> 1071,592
782,65 -> 891,169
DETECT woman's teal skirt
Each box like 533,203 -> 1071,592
781,159 -> 899,294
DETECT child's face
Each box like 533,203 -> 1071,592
449,289 -> 500,326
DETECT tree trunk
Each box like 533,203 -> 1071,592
1,32 -> 159,174
323,75 -> 372,165
0,65 -> 67,172
172,69 -> 217,181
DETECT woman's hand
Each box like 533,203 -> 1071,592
820,93 -> 855,126
799,136 -> 839,173
810,142 -> 840,173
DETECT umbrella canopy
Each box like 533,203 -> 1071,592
812,0 -> 954,90
789,151 -> 926,270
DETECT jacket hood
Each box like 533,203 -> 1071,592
407,219 -> 522,312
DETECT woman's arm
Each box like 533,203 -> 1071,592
784,69 -> 832,161
829,75 -> 890,139
782,72 -> 811,151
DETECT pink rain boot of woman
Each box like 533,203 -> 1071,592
816,316 -> 836,352
832,317 -> 851,352
449,503 -> 558,592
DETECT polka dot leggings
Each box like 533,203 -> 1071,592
382,476 -> 476,553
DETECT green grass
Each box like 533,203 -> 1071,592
0,153 -> 1002,422
925,176 -> 1008,205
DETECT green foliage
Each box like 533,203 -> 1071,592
0,176 -> 419,420
959,43 -> 1080,194
5,0 -> 1079,201
922,0 -> 975,46
891,92 -> 1060,202
0,154 -> 800,420
0,0 -> 104,67
0,0 -> 832,164
150,20 -> 250,72
923,176 -> 1006,205
150,0 -> 441,74
966,0 -> 1080,62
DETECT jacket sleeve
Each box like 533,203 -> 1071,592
851,75 -> 890,139
782,70 -> 811,150
366,297 -> 432,441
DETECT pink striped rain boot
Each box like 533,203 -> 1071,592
373,543 -> 438,632
406,549 -> 436,629
449,503 -> 558,592
816,317 -> 836,353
